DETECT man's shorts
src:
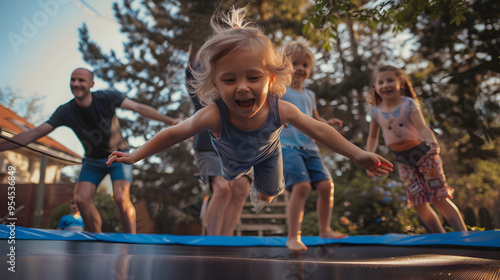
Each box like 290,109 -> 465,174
77,157 -> 133,187
194,150 -> 254,188
396,149 -> 454,206
282,146 -> 332,190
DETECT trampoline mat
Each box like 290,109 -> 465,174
2,239 -> 499,280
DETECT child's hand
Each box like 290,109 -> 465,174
107,151 -> 135,167
327,118 -> 343,128
354,151 -> 393,177
171,117 -> 185,126
428,142 -> 441,154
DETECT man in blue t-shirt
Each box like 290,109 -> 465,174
0,68 -> 182,233
57,200 -> 85,232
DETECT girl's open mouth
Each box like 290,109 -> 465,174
236,99 -> 255,109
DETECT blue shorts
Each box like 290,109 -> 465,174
252,149 -> 284,196
77,157 -> 133,187
282,147 -> 332,190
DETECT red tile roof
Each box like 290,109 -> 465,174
0,103 -> 81,158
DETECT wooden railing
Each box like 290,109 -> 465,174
235,191 -> 289,237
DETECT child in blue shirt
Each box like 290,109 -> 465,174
281,38 -> 347,251
57,200 -> 85,232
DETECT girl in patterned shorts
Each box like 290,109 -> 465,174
366,65 -> 467,233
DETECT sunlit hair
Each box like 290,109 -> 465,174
281,36 -> 315,69
189,7 -> 292,106
368,65 -> 417,106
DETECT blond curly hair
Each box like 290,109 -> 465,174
281,36 -> 315,67
188,7 -> 292,106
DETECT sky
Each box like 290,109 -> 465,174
0,0 -> 127,156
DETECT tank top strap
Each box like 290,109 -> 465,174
214,98 -> 230,138
268,94 -> 282,127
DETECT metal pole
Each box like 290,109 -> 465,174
33,154 -> 48,228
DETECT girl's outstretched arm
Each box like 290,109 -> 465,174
366,121 -> 380,153
365,121 -> 382,177
279,100 -> 393,176
409,106 -> 440,154
107,104 -> 220,166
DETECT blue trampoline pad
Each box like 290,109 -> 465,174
1,225 -> 499,247
1,225 -> 499,280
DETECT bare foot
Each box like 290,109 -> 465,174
320,229 -> 348,239
286,237 -> 307,252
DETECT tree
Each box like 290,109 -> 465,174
0,87 -> 45,124
404,0 -> 500,162
305,0 -> 467,49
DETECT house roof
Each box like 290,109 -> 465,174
0,103 -> 81,159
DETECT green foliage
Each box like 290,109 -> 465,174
297,172 -> 428,236
332,173 -> 425,235
467,225 -> 485,231
448,158 -> 500,229
451,159 -> 500,200
305,0 -> 469,49
49,203 -> 70,229
407,0 -> 500,161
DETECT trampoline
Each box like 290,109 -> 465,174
1,225 -> 499,280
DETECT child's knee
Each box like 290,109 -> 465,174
293,182 -> 312,196
316,180 -> 334,195
258,192 -> 274,203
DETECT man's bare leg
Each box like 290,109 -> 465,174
112,180 -> 136,233
74,181 -> 101,233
